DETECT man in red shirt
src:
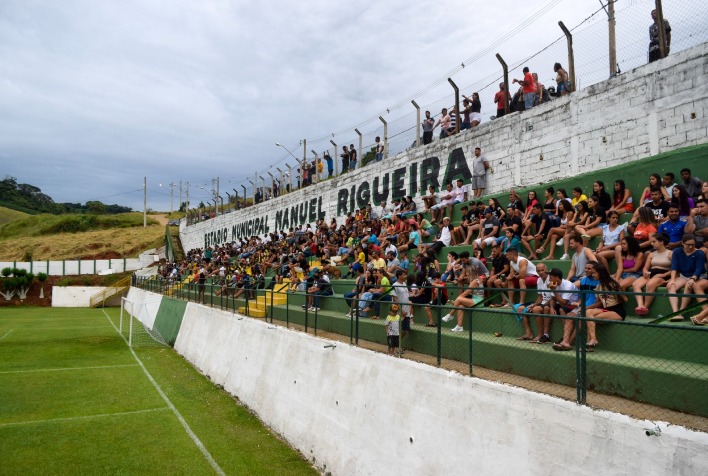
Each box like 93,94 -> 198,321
512,66 -> 537,111
494,82 -> 508,118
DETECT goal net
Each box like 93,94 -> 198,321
120,297 -> 169,348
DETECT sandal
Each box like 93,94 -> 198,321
586,341 -> 599,348
634,306 -> 649,316
516,335 -> 533,341
425,323 -> 437,327
552,343 -> 572,351
535,247 -> 545,254
691,316 -> 706,326
669,315 -> 685,322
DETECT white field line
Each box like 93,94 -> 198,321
8,326 -> 115,331
0,407 -> 169,428
102,310 -> 226,476
0,329 -> 13,341
0,317 -> 100,321
0,364 -> 139,375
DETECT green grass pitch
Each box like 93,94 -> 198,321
0,307 -> 317,475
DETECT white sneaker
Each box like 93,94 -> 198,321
442,313 -> 453,322
556,238 -> 564,246
451,325 -> 464,332
308,306 -> 318,312
560,253 -> 569,260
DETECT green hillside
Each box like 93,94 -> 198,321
0,206 -> 28,226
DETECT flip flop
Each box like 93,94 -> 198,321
586,342 -> 599,348
691,316 -> 706,326
552,343 -> 572,351
669,315 -> 685,322
634,306 -> 649,316
516,336 -> 533,341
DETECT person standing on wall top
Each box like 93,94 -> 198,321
422,110 -> 435,145
349,144 -> 357,170
324,151 -> 334,178
494,83 -> 508,118
341,145 -> 350,173
649,8 -> 671,63
512,66 -> 537,111
554,63 -> 570,96
375,136 -> 385,162
463,92 -> 482,127
433,108 -> 451,139
471,147 -> 489,198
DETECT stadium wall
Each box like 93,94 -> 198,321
126,288 -> 708,475
180,42 -> 708,252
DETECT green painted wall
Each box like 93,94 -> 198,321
154,297 -> 188,346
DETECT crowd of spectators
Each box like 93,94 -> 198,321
162,165 -> 708,353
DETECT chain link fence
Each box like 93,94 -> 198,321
134,275 -> 708,432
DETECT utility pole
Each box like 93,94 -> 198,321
143,176 -> 147,228
185,181 -> 190,216
608,0 -> 617,76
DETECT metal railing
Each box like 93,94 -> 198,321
134,275 -> 708,431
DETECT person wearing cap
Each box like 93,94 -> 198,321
386,304 -> 401,355
304,269 -> 332,312
474,208 -> 500,252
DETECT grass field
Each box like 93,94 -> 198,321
0,307 -> 317,475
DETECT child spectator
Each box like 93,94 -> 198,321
386,304 -> 401,355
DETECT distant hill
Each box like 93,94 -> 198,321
0,206 -> 28,226
0,176 -> 132,215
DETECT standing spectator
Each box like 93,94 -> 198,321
463,92 -> 482,127
448,105 -> 458,135
460,98 -> 472,130
470,147 -> 489,198
494,82 -> 508,118
349,144 -> 357,170
385,304 -> 401,355
532,73 -> 547,105
340,145 -> 350,173
648,9 -> 671,63
422,111 -> 435,145
433,108 -> 451,139
512,66 -> 537,111
680,168 -> 703,199
324,151 -> 334,178
554,63 -> 571,96
375,136 -> 385,162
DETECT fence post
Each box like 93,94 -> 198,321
495,54 -> 510,115
608,0 -> 617,76
355,295 -> 360,346
304,297 -> 309,333
447,78 -> 460,135
411,100 -> 421,148
330,140 -> 338,176
469,308 -> 473,376
286,290 -> 290,328
655,0 -> 668,59
436,287 -> 442,366
577,291 -> 588,404
558,21 -> 577,92
270,287 -> 274,322
355,129 -> 363,169
379,116 -> 388,160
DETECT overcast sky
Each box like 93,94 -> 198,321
0,0 -> 698,211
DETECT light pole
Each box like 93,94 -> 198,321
143,176 -> 147,228
285,164 -> 293,192
276,142 -> 304,189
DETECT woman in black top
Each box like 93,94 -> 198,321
592,181 -> 612,211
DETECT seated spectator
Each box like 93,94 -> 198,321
571,187 -> 588,209
500,228 -> 522,254
680,168 -> 703,199
415,213 -> 435,239
663,173 -> 677,197
398,222 -> 421,253
487,244 -> 510,290
640,173 -> 670,204
608,179 -> 634,215
567,234 -> 597,283
613,236 -> 645,290
685,198 -> 708,254
507,189 -> 526,213
474,208 -> 500,253
361,268 -> 394,320
452,178 -> 469,206
453,205 -> 474,245
431,183 -> 455,224
667,233 -> 706,321
521,190 -> 539,226
421,217 -> 453,255
538,200 -> 575,258
594,210 -> 625,270
441,267 -> 484,332
657,204 -> 686,249
574,195 -> 607,246
521,203 -> 550,260
629,206 -> 659,250
592,181 -> 613,211
422,185 -> 437,212
516,263 -> 552,342
305,269 -> 332,311
504,248 -> 539,306
541,187 -> 559,225
633,233 -> 672,315
671,184 -> 695,220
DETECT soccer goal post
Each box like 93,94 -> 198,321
120,297 -> 169,348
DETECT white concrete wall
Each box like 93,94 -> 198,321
1,259 -> 145,276
52,286 -> 109,307
180,42 -> 708,252
115,285 -> 708,476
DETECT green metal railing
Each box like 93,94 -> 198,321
133,274 -> 708,430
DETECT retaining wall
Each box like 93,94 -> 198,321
180,42 -> 708,252
128,287 -> 708,476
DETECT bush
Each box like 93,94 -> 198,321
1,268 -> 11,278
22,249 -> 33,262
37,273 -> 48,283
55,278 -> 70,287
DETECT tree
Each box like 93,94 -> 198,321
86,201 -> 107,214
38,272 -> 48,299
